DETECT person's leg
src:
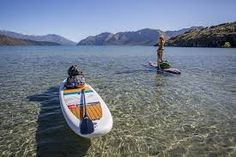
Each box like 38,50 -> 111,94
160,50 -> 163,62
157,50 -> 161,69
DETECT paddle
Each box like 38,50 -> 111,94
80,89 -> 94,134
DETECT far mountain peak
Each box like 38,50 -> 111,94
77,27 -> 202,46
0,31 -> 76,45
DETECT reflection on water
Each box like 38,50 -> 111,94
0,46 -> 236,157
27,87 -> 91,157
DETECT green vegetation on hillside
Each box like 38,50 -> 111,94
167,22 -> 236,48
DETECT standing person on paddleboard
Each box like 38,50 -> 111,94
157,35 -> 165,69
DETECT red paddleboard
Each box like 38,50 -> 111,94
148,61 -> 181,74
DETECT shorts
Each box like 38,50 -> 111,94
157,49 -> 164,55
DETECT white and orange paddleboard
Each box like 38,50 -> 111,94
59,80 -> 113,138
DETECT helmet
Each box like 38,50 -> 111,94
67,65 -> 82,76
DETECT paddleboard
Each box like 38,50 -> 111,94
59,79 -> 113,138
148,61 -> 181,74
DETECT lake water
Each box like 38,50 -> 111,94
0,46 -> 235,157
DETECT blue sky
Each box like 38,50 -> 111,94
0,0 -> 235,41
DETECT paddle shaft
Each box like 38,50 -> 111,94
82,89 -> 88,117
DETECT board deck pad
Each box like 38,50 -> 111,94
63,86 -> 92,95
68,103 -> 102,120
63,85 -> 103,120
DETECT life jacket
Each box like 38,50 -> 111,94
65,65 -> 85,88
65,74 -> 85,88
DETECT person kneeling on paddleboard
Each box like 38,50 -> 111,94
65,65 -> 85,88
157,35 -> 165,69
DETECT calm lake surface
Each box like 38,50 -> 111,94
0,46 -> 235,157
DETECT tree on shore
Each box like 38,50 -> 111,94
223,41 -> 231,48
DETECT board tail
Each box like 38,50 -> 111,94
80,89 -> 94,135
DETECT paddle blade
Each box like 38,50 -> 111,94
80,117 -> 94,135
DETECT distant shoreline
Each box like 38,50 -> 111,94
1,43 -> 236,48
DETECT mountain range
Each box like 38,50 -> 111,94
0,30 -> 76,45
0,22 -> 235,47
0,34 -> 60,46
77,27 -> 202,46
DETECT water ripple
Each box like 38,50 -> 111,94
0,46 -> 235,156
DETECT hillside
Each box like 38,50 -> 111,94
77,27 -> 201,46
0,30 -> 76,45
0,35 -> 60,46
167,22 -> 236,47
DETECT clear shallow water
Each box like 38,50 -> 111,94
0,46 -> 236,157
